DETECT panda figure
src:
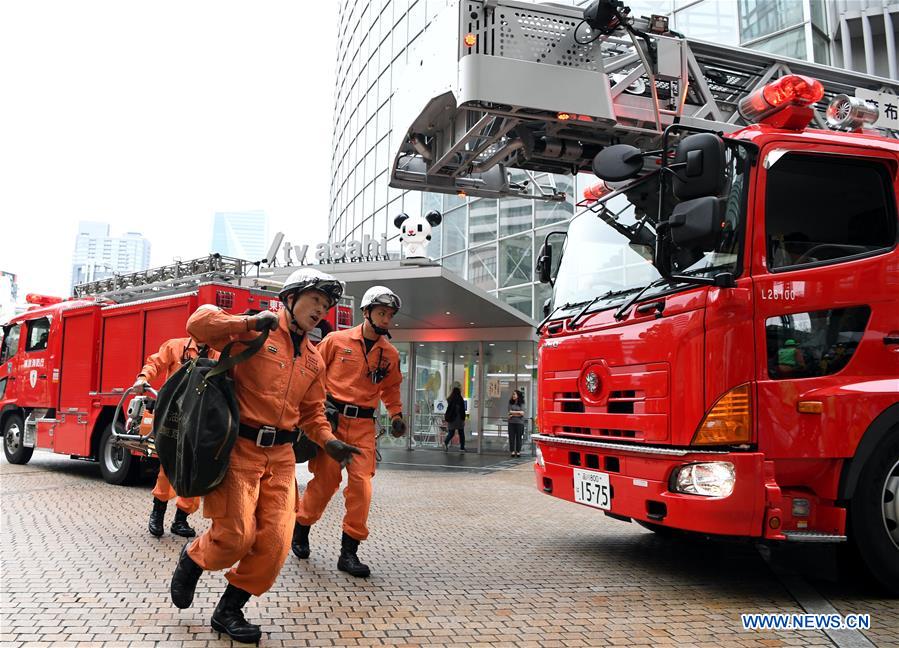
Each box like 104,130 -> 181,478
394,210 -> 443,259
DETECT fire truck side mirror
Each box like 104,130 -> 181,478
537,243 -> 553,284
668,196 -> 722,252
671,133 -> 726,200
592,144 -> 644,182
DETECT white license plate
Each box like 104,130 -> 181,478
573,469 -> 611,510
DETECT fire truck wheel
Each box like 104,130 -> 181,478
99,426 -> 140,486
3,414 -> 34,465
849,429 -> 899,596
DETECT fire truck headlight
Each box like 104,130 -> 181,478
535,446 -> 545,468
673,462 -> 735,497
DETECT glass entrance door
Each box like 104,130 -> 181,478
411,342 -> 480,451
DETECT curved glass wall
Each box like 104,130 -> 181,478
328,0 -> 576,321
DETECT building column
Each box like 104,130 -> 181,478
406,343 -> 416,451
861,12 -> 876,75
885,11 -> 897,81
476,340 -> 484,454
840,17 -> 853,70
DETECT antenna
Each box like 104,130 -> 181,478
264,232 -> 285,267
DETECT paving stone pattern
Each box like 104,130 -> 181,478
1,452 -> 897,647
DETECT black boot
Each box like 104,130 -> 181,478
170,508 -> 196,538
291,522 -> 310,559
211,584 -> 262,644
170,543 -> 203,609
148,497 -> 167,537
337,532 -> 370,578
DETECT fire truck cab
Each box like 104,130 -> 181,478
385,0 -> 899,594
534,112 -> 899,594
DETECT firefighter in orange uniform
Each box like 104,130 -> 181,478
168,269 -> 361,644
134,337 -> 215,538
292,285 -> 406,577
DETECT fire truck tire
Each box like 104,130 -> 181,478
3,414 -> 33,465
98,426 -> 140,486
849,429 -> 899,596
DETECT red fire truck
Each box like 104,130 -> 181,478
0,255 -> 353,485
386,1 -> 899,593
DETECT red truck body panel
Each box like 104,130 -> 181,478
1,281 -> 354,464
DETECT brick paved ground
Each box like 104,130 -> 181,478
1,451 -> 897,647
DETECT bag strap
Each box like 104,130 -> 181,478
204,328 -> 271,381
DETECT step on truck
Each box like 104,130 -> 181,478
0,255 -> 354,485
387,0 -> 899,593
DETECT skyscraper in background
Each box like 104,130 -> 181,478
70,221 -> 151,292
210,211 -> 269,260
0,271 -> 18,323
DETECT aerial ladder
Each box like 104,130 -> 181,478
388,0 -> 899,201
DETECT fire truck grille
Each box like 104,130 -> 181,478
543,362 -> 668,442
562,426 -> 639,439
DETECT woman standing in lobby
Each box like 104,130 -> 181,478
508,390 -> 525,457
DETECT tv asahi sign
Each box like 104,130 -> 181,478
265,232 -> 391,267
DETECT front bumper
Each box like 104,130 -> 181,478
533,434 -> 774,538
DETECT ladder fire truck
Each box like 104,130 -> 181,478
0,255 -> 354,485
389,0 -> 899,593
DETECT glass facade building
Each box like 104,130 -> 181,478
211,210 -> 269,261
328,0 -> 578,322
70,221 -> 151,292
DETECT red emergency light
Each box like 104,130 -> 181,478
738,74 -> 824,129
25,293 -> 63,306
582,180 -> 613,203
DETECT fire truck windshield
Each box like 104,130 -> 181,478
552,144 -> 749,313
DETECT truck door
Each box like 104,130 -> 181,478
0,323 -> 22,405
18,317 -> 53,408
751,144 -> 898,461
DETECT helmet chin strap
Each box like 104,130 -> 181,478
283,294 -> 305,335
365,313 -> 391,339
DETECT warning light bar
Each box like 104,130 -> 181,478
25,294 -> 63,307
582,180 -> 613,203
737,75 -> 824,124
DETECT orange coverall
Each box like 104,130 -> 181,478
185,305 -> 336,596
296,324 -> 403,541
139,337 -> 217,515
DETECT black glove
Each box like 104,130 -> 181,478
251,311 -> 278,332
324,439 -> 362,467
390,416 -> 406,438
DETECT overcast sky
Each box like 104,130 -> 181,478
1,1 -> 337,299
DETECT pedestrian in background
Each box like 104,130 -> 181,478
508,390 -> 525,457
443,384 -> 466,452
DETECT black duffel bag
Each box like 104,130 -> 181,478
292,401 -> 339,463
154,330 -> 268,497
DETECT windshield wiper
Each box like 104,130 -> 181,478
536,302 -> 573,335
613,278 -> 673,321
568,288 -> 643,330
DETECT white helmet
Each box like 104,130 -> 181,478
279,268 -> 344,309
360,285 -> 401,312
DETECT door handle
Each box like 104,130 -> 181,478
636,301 -> 665,317
39,374 -> 48,379
885,333 -> 899,346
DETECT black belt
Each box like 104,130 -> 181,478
327,397 -> 376,419
238,424 -> 299,447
